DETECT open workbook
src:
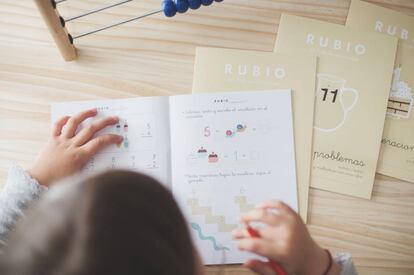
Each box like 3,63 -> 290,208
52,90 -> 298,264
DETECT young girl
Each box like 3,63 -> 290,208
0,109 -> 357,275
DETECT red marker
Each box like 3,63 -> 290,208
247,226 -> 287,275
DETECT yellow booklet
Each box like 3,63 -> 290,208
275,14 -> 398,198
192,47 -> 317,221
347,0 -> 414,184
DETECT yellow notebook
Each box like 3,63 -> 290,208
192,47 -> 317,221
347,0 -> 414,184
275,14 -> 398,199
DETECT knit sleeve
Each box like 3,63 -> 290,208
0,164 -> 47,251
334,253 -> 358,275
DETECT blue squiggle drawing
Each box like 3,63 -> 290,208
190,222 -> 230,251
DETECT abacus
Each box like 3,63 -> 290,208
34,0 -> 224,61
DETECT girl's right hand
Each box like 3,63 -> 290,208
28,109 -> 123,187
232,200 -> 340,275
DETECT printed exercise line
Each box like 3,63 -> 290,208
387,107 -> 409,113
388,99 -> 410,105
190,222 -> 230,252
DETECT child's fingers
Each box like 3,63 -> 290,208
233,226 -> 281,247
236,238 -> 273,257
52,116 -> 71,136
244,259 -> 276,275
254,227 -> 282,243
257,200 -> 296,216
62,109 -> 97,138
232,226 -> 279,245
82,134 -> 123,157
232,227 -> 250,239
240,208 -> 283,226
73,116 -> 119,146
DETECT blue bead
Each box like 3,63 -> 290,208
188,0 -> 201,9
201,0 -> 214,6
162,0 -> 177,17
176,0 -> 189,13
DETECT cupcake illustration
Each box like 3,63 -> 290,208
197,147 -> 208,158
115,123 -> 121,133
123,136 -> 129,149
387,66 -> 413,119
208,152 -> 219,163
123,121 -> 129,132
116,136 -> 123,148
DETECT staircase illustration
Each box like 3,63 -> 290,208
187,198 -> 238,232
234,195 -> 255,213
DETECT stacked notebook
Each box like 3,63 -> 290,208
51,0 -> 413,265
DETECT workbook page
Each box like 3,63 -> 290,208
193,47 -> 317,222
169,90 -> 297,264
347,0 -> 414,183
275,14 -> 398,198
52,97 -> 171,186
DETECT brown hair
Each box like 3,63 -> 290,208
0,170 -> 198,275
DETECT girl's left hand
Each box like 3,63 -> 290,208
28,109 -> 123,187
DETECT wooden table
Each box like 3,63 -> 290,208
0,0 -> 413,274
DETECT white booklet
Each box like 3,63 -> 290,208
52,90 -> 298,264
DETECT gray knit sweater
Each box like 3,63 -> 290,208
0,164 -> 46,251
0,164 -> 357,274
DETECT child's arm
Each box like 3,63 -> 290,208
0,109 -> 122,250
0,164 -> 47,250
232,200 -> 357,275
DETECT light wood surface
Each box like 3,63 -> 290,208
0,0 -> 413,274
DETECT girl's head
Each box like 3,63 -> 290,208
1,171 -> 202,275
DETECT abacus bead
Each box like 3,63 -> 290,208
188,0 -> 201,9
176,0 -> 189,13
214,0 -> 223,2
162,0 -> 177,17
201,0 -> 214,6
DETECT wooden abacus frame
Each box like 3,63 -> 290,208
34,0 -> 221,61
34,0 -> 77,61
34,0 -> 164,61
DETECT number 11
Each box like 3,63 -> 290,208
321,88 -> 338,103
